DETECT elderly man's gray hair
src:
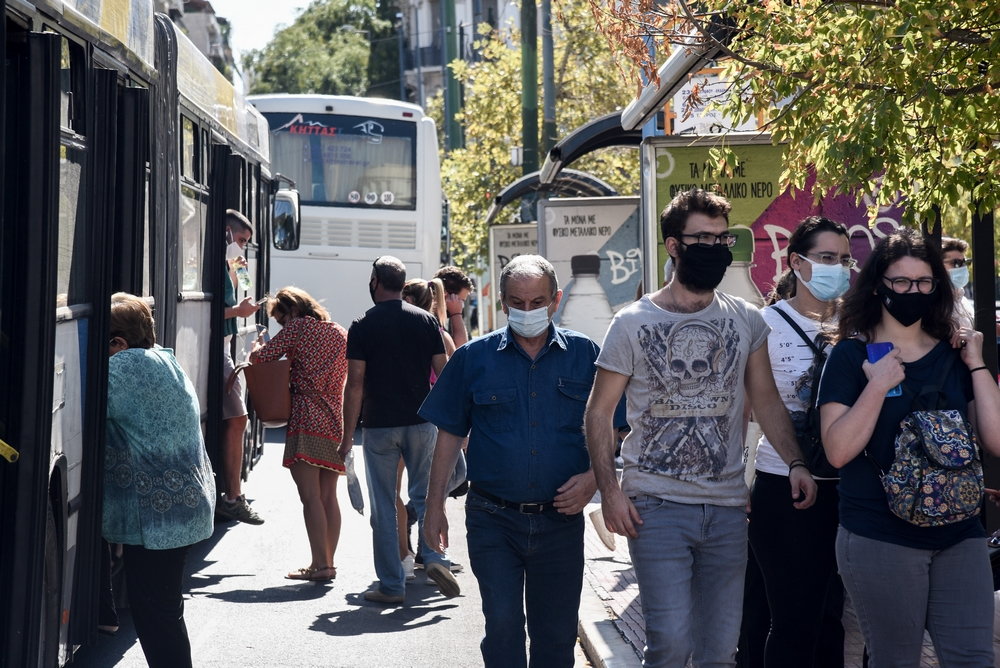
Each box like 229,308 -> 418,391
499,255 -> 559,301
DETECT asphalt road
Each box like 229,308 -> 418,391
72,427 -> 505,668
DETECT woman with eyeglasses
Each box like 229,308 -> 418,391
817,228 -> 1000,666
742,216 -> 853,668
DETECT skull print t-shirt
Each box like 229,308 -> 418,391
596,292 -> 769,506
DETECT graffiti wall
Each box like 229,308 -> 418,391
649,138 -> 905,300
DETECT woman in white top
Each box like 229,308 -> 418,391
745,216 -> 854,668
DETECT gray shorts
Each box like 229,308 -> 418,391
222,337 -> 247,419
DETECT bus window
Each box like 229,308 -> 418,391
57,144 -> 88,308
265,113 -> 417,210
179,184 -> 206,291
143,169 -> 152,297
181,116 -> 196,180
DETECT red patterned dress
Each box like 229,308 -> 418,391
252,316 -> 348,472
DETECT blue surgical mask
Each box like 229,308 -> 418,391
794,257 -> 851,301
949,266 -> 969,290
507,305 -> 551,338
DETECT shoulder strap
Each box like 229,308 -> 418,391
772,306 -> 821,355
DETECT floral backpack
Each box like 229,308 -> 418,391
865,350 -> 983,527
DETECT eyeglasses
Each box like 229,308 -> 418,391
882,276 -> 939,294
679,233 -> 738,248
945,258 -> 969,269
804,252 -> 858,269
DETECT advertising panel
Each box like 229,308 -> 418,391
488,223 -> 538,331
646,136 -> 904,301
537,197 -> 642,345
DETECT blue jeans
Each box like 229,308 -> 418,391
628,495 -> 748,668
466,490 -> 585,668
362,423 -> 448,596
836,528 -> 994,668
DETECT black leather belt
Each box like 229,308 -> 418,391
470,485 -> 555,514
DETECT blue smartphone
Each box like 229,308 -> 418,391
866,342 -> 902,397
256,324 -> 270,343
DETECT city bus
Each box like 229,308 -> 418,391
0,2 -> 297,665
247,94 -> 443,329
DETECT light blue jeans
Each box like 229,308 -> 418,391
836,528 -> 994,668
362,423 -> 448,597
627,495 -> 748,668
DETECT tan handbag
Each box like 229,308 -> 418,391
227,333 -> 297,428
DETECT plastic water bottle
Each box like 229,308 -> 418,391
560,254 -> 615,345
232,256 -> 253,291
717,227 -> 764,307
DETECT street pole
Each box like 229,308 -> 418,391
414,4 -> 424,108
396,13 -> 406,102
443,0 -> 462,150
521,0 -> 538,174
541,0 -> 556,155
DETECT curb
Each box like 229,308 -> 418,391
578,585 -> 643,668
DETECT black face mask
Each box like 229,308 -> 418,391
675,242 -> 733,293
369,278 -> 378,305
876,282 -> 934,327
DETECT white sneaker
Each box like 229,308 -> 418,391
402,554 -> 415,581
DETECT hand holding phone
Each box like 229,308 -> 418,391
256,324 -> 270,343
866,342 -> 903,397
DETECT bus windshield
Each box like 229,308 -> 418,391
264,112 -> 417,210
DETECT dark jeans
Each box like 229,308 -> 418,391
122,543 -> 193,668
465,491 -> 584,668
746,473 -> 843,668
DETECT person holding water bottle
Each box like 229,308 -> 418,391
216,210 -> 264,525
817,228 -> 1000,667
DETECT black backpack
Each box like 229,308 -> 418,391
771,307 -> 838,478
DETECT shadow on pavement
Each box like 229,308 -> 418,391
203,580 -> 336,604
309,581 -> 460,636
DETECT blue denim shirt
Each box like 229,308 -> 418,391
419,324 -> 603,503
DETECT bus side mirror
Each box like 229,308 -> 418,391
273,190 -> 300,251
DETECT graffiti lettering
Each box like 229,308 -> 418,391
607,248 -> 642,285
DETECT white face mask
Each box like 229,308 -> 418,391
794,257 -> 851,301
507,305 -> 551,338
226,241 -> 242,262
949,266 -> 969,290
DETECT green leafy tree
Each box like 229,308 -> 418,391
440,0 -> 638,269
587,0 -> 1000,228
367,1 -> 404,99
244,0 -> 390,96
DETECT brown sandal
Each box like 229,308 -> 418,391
286,566 -> 336,581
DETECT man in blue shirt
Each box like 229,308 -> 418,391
420,255 -> 604,668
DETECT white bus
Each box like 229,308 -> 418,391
248,95 -> 444,329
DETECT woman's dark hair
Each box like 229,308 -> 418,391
269,286 -> 330,322
779,216 -> 850,299
836,227 -> 954,343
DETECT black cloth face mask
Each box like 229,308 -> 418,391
675,242 -> 734,293
876,282 -> 934,327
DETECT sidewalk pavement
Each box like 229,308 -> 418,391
575,500 -> 946,668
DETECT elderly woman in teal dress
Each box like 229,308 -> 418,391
103,293 -> 214,668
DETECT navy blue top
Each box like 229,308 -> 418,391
419,324 -> 620,503
817,339 -> 982,550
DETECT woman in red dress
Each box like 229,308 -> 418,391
252,287 -> 348,581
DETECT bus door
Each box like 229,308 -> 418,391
0,27 -> 62,668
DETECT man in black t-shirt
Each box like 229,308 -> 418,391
339,256 -> 454,604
